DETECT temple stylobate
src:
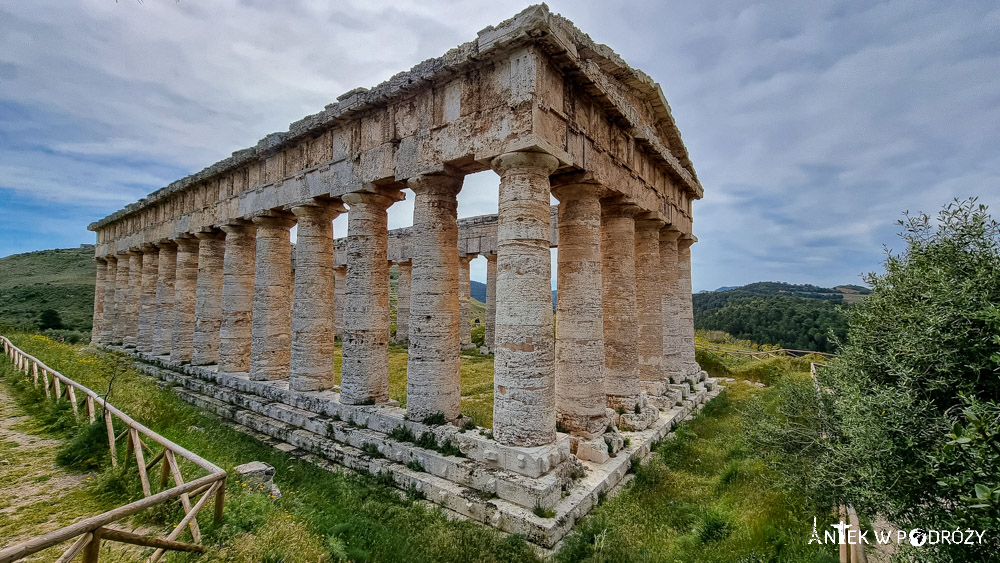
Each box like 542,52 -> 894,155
87,5 -> 717,546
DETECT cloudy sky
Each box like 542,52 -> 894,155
1,1 -> 997,291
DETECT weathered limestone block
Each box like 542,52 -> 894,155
635,217 -> 664,390
100,256 -> 117,345
218,222 -> 256,373
601,199 -> 640,412
459,254 -> 475,350
171,236 -> 200,363
659,228 -> 684,383
341,191 -> 398,404
112,252 -> 130,345
677,236 -> 699,376
333,266 -> 346,339
290,202 -> 343,392
153,242 -> 176,356
491,151 -> 560,447
575,436 -> 610,464
136,245 -> 159,353
192,230 -> 226,365
250,215 -> 295,381
91,259 -> 107,345
395,261 -> 411,344
484,253 -> 497,353
123,251 -> 142,348
234,461 -> 281,499
405,173 -> 463,420
552,183 -> 608,439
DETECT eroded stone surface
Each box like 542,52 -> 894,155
394,261 -> 411,344
601,200 -> 640,412
249,216 -> 295,381
192,231 -> 225,366
171,237 -> 199,363
153,243 -> 176,356
219,223 -> 256,373
136,246 -> 158,353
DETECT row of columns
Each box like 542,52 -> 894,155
92,149 -> 698,449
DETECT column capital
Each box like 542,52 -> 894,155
635,213 -> 666,231
600,197 -> 643,218
174,234 -> 200,250
678,234 -> 697,248
550,182 -> 608,202
484,252 -> 497,262
406,170 -> 463,197
342,190 -> 401,209
289,197 -> 347,219
251,214 -> 296,229
659,226 -> 682,243
153,239 -> 177,250
491,151 -> 559,176
219,221 -> 256,236
94,256 -> 107,264
459,253 -> 477,263
140,243 -> 158,253
193,228 -> 226,241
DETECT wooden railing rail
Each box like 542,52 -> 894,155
0,336 -> 227,563
696,342 -> 836,359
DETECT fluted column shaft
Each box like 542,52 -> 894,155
136,246 -> 159,353
459,255 -> 474,350
341,192 -> 396,404
677,237 -> 698,376
250,216 -> 295,381
153,243 -> 176,356
395,261 -> 411,344
112,252 -> 129,345
636,218 -> 665,393
171,237 -> 199,363
659,230 -> 684,383
405,174 -> 463,420
333,267 -> 346,339
290,203 -> 341,391
601,200 -> 640,411
484,253 -> 497,352
192,231 -> 226,365
553,185 -> 607,438
218,223 -> 256,373
491,151 -> 560,447
123,251 -> 142,347
91,259 -> 107,345
100,256 -> 117,344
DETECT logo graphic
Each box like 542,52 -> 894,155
909,528 -> 928,547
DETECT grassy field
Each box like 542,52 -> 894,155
0,247 -> 96,335
1,332 -> 841,562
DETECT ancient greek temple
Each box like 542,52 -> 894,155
87,5 -> 717,545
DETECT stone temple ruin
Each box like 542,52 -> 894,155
86,5 -> 719,547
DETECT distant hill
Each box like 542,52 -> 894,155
0,247 -> 96,333
693,281 -> 865,353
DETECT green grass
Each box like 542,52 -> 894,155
2,332 -> 842,562
0,247 -> 96,334
1,333 -> 537,562
555,349 -> 841,563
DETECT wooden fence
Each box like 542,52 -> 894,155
0,336 -> 227,563
696,342 -> 836,360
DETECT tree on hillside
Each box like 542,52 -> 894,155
819,198 -> 1000,561
38,308 -> 64,330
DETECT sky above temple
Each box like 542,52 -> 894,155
1,1 -> 997,291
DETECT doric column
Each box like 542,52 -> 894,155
484,253 -> 497,353
192,230 -> 226,366
91,259 -> 107,345
112,252 -> 129,345
152,242 -> 176,356
249,215 -> 296,381
341,192 -> 399,404
171,236 -> 199,363
333,266 -> 346,339
677,235 -> 699,376
659,228 -> 684,383
459,254 -> 475,350
100,256 -> 117,345
218,222 -> 256,373
491,151 -> 560,447
395,261 -> 411,344
635,216 -> 665,394
136,245 -> 159,353
123,251 -> 142,348
289,202 -> 343,392
552,183 -> 608,438
405,173 -> 463,420
601,199 -> 641,411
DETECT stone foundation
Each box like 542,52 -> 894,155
117,346 -> 721,548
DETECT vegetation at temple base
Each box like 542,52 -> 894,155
693,282 -> 863,353
3,332 -> 847,562
0,247 -> 95,340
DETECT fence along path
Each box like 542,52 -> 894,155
0,336 -> 227,563
695,341 -> 835,360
